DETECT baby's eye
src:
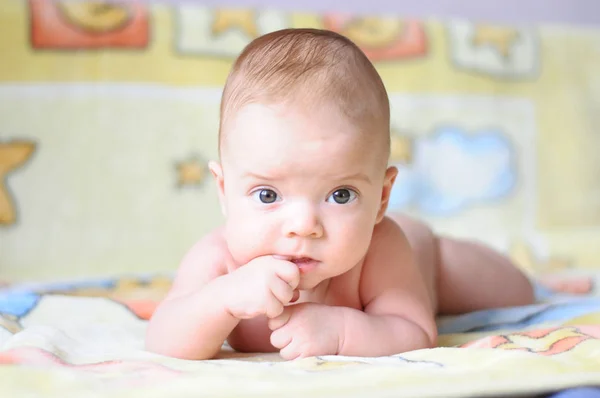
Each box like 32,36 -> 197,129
252,188 -> 279,204
327,188 -> 357,204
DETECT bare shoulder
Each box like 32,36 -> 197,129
372,215 -> 403,241
365,216 -> 410,264
165,226 -> 234,300
360,215 -> 430,310
359,215 -> 437,342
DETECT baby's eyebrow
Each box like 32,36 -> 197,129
242,172 -> 279,181
332,172 -> 372,184
242,171 -> 372,184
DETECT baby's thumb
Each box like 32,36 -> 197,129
290,290 -> 300,303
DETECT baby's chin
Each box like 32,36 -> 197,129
296,276 -> 322,291
297,272 -> 337,292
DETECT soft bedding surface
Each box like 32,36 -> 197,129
1,273 -> 599,398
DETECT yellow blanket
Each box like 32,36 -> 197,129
1,274 -> 599,397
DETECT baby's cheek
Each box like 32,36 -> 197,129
343,225 -> 374,260
225,219 -> 271,264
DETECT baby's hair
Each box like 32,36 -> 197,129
219,28 -> 390,159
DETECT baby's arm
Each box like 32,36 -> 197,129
339,217 -> 437,356
145,228 -> 300,360
145,229 -> 238,359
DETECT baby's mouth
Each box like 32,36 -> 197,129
288,257 -> 319,273
290,257 -> 313,264
272,255 -> 319,272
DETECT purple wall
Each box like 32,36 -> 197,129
172,0 -> 600,27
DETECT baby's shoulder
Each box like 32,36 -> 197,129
198,225 -> 228,248
368,215 -> 405,247
363,215 -> 411,267
165,226 -> 233,299
179,226 -> 233,274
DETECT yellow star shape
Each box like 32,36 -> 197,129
0,141 -> 35,225
390,133 -> 414,164
176,156 -> 207,187
472,25 -> 520,58
211,9 -> 258,39
509,241 -> 571,274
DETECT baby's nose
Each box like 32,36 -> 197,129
284,203 -> 323,239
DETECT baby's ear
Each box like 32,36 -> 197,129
208,161 -> 227,216
376,166 -> 398,223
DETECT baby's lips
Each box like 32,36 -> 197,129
272,254 -> 291,261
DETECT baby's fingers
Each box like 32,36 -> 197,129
268,307 -> 291,330
265,292 -> 285,319
273,260 -> 300,290
269,277 -> 296,306
270,325 -> 292,349
279,341 -> 302,361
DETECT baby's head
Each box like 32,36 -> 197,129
210,29 -> 397,289
219,28 -> 391,161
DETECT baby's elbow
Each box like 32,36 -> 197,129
145,335 -> 217,360
523,278 -> 536,305
423,324 -> 438,349
415,312 -> 438,349
144,323 -> 206,360
398,316 -> 437,351
144,326 -> 171,356
144,336 -> 166,356
512,272 -> 536,307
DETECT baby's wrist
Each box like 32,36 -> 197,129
207,274 -> 239,320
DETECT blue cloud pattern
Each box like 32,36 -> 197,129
389,126 -> 516,216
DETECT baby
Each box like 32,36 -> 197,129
146,28 -> 534,360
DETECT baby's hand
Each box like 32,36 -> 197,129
268,303 -> 343,360
223,256 -> 300,320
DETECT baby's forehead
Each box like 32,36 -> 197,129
227,106 -> 358,147
222,113 -> 387,178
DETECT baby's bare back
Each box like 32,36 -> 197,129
387,213 -> 534,315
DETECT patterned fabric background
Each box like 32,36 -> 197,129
1,0 -> 599,282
